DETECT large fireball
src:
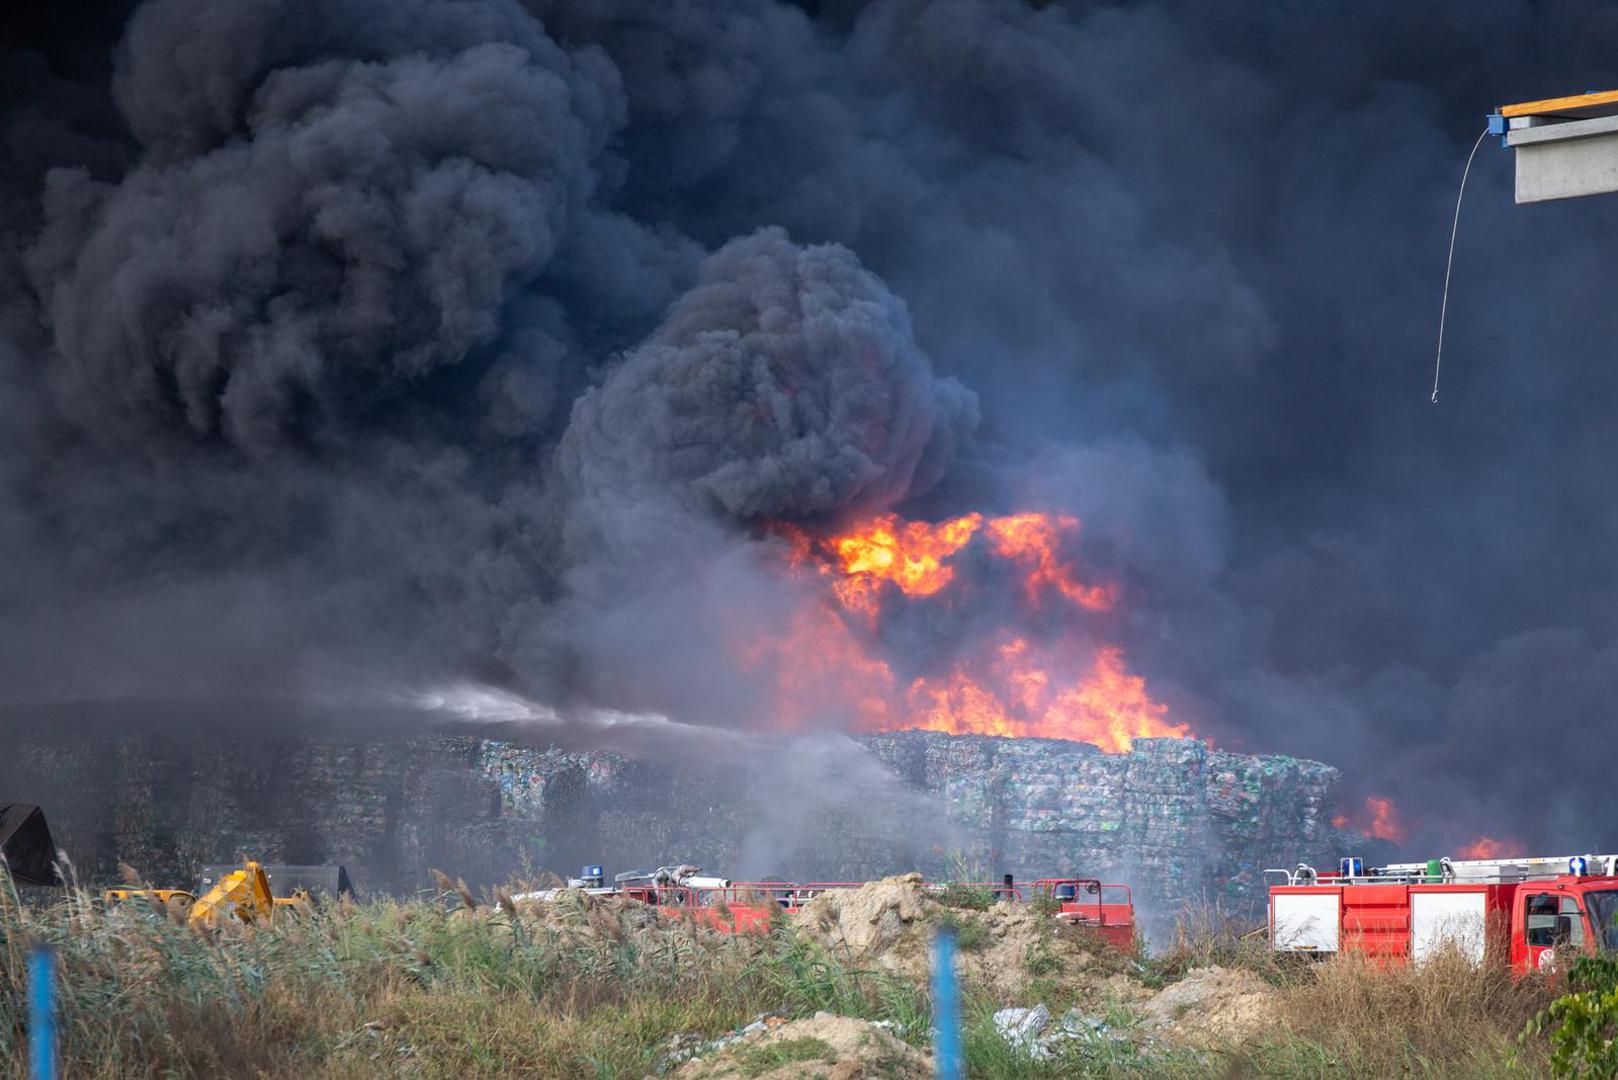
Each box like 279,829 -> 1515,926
759,510 -> 1190,751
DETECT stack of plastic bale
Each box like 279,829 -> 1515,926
1200,750 -> 1342,909
1113,738 -> 1211,913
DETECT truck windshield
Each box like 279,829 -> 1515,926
1584,891 -> 1618,951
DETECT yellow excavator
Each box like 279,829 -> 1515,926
105,861 -> 350,925
106,861 -> 287,925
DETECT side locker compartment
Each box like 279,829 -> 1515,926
1409,886 -> 1488,964
1342,884 -> 1412,960
1272,887 -> 1343,953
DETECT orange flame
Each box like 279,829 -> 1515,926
824,512 -> 982,619
985,512 -> 1115,610
901,638 -> 1186,751
753,510 -> 1193,752
738,601 -> 896,731
798,510 -> 1117,619
1334,796 -> 1407,844
1456,836 -> 1524,860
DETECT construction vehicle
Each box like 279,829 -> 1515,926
1036,877 -> 1136,951
513,863 -> 1138,950
1268,852 -> 1618,973
0,803 -> 63,887
105,860 -> 352,926
197,863 -> 354,903
106,861 -> 276,926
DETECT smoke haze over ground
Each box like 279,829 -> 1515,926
4,0 -> 1618,857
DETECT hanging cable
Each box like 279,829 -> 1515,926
1431,127 -> 1490,404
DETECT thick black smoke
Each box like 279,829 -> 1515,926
6,0 -> 1618,856
559,227 -> 974,523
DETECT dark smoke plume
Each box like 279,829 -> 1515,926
559,226 -> 974,523
7,0 -> 1618,857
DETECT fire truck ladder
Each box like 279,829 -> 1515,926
1269,853 -> 1618,887
1380,854 -> 1618,884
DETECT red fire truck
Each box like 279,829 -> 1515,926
1268,853 -> 1618,972
515,865 -> 1137,950
1035,877 -> 1136,951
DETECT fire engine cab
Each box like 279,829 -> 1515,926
1269,853 -> 1618,973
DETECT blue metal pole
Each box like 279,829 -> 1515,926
930,926 -> 963,1080
29,944 -> 56,1080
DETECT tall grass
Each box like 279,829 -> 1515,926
1262,947 -> 1555,1078
1140,896 -> 1279,987
1130,900 -> 1557,1078
0,868 -> 924,1079
0,865 -> 1566,1079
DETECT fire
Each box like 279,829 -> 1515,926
902,639 -> 1186,751
1457,836 -> 1524,860
1333,796 -> 1408,844
756,509 -> 1192,751
794,510 -> 1117,620
823,512 -> 983,619
985,513 -> 1115,610
738,602 -> 896,731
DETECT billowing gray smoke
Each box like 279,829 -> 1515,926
6,0 -> 1618,857
560,227 -> 973,522
41,15 -> 608,451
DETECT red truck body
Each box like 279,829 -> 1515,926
1035,878 -> 1136,951
1270,855 -> 1618,973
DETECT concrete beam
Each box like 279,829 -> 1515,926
1505,114 -> 1618,203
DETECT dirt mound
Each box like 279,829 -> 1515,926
668,1012 -> 930,1079
792,874 -> 936,968
792,875 -> 1140,1004
969,897 -> 1138,1001
1139,965 -> 1275,1047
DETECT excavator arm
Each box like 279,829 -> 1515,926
187,861 -> 275,925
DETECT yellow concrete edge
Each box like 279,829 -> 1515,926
1500,89 -> 1618,118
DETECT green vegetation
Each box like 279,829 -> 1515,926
0,867 -> 1572,1079
939,910 -> 993,953
1022,940 -> 1059,977
0,869 -> 924,1079
1026,892 -> 1062,918
1526,953 -> 1618,1077
934,854 -> 1000,912
733,1035 -> 833,1076
932,883 -> 997,911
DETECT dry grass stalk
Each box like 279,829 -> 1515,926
1269,946 -> 1554,1076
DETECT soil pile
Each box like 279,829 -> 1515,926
792,874 -> 1141,1005
1138,965 -> 1275,1047
668,1012 -> 930,1079
791,874 -> 935,969
969,897 -> 1141,1002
